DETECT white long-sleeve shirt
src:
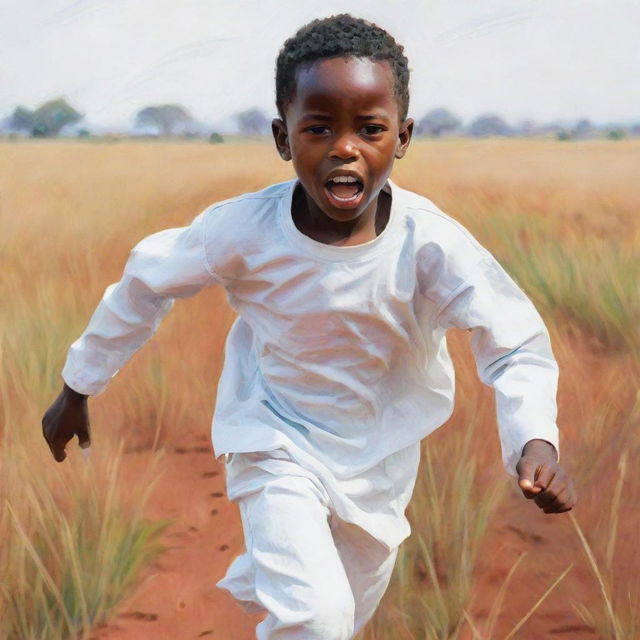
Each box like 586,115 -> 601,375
63,178 -> 559,546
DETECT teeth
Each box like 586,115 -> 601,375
331,193 -> 359,202
330,175 -> 358,183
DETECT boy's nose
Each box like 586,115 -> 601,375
328,135 -> 359,160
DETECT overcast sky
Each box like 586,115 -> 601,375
1,0 -> 638,129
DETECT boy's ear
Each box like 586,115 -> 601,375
272,118 -> 291,161
395,118 -> 414,159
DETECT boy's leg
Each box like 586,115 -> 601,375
331,518 -> 399,634
218,473 -> 355,640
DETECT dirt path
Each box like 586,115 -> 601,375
91,421 -> 598,640
467,490 -> 597,639
92,435 -> 261,640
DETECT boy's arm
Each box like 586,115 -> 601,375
62,209 -> 218,395
43,208 -> 220,461
436,253 -> 576,513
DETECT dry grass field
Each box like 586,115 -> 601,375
1,139 -> 638,639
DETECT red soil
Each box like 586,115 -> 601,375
465,490 -> 598,639
92,331 -> 634,639
91,440 -> 260,640
91,441 -> 595,640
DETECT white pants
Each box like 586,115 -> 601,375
216,451 -> 399,639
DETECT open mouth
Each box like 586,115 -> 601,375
324,176 -> 364,206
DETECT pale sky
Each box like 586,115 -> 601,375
1,0 -> 638,130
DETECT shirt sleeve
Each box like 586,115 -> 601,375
435,252 -> 560,476
62,208 -> 220,396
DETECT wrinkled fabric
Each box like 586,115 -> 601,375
217,449 -> 399,639
63,177 -> 560,549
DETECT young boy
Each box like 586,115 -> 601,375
42,14 -> 576,639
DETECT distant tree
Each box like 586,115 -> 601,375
415,108 -> 461,137
513,119 -> 538,136
537,122 -> 563,137
235,108 -> 270,136
209,132 -> 224,143
34,98 -> 82,136
9,106 -> 36,132
574,118 -> 592,139
135,104 -> 193,136
468,113 -> 512,137
607,129 -> 626,140
556,129 -> 574,141
8,99 -> 82,137
32,123 -> 49,137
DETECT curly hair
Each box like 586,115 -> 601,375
275,14 -> 410,121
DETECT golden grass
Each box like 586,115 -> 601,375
1,139 -> 639,638
0,445 -> 167,639
358,347 -> 504,640
570,451 -> 640,639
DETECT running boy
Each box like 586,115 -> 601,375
42,14 -> 576,639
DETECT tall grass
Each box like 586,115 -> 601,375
464,556 -> 572,640
0,267 -> 171,638
0,218 -> 170,638
364,435 -> 500,639
0,445 -> 167,639
0,142 -> 269,638
359,401 -> 572,640
571,451 -> 640,639
1,140 -> 638,637
378,139 -> 640,637
359,344 -> 504,640
396,139 -> 640,355
468,208 -> 639,356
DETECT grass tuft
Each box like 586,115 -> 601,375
0,446 -> 168,640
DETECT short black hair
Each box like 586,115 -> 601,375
275,14 -> 410,122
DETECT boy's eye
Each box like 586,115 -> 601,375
306,125 -> 330,135
361,124 -> 386,136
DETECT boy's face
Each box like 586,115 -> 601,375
272,56 -> 413,224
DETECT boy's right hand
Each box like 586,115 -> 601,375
42,384 -> 91,462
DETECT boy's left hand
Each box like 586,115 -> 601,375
516,439 -> 577,514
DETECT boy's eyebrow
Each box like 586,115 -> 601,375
300,113 -> 391,122
300,113 -> 334,122
356,113 -> 391,121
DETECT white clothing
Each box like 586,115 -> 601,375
62,178 -> 560,550
217,449 -> 398,639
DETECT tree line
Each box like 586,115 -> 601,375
2,98 -> 637,141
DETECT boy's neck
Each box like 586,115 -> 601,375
292,183 -> 391,247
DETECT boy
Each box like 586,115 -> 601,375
42,14 -> 576,639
